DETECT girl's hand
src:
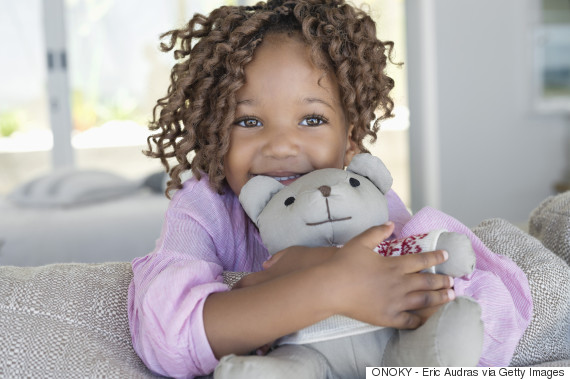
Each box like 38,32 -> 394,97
325,222 -> 455,330
234,245 -> 336,289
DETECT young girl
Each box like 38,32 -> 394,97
128,1 -> 531,377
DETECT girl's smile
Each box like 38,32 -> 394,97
223,33 -> 358,195
254,173 -> 304,186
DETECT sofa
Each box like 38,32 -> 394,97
1,191 -> 569,377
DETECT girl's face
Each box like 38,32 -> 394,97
224,33 -> 358,195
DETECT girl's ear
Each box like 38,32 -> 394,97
343,124 -> 360,167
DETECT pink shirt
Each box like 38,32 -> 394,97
128,176 -> 532,378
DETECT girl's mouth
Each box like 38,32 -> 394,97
254,174 -> 303,186
274,174 -> 302,186
273,174 -> 301,183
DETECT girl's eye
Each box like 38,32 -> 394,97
300,115 -> 327,127
235,118 -> 262,128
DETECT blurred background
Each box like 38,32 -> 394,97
0,0 -> 408,200
406,0 -> 570,227
0,0 -> 568,265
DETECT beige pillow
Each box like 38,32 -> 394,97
529,191 -> 570,266
0,262 -> 158,378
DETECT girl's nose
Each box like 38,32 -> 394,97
261,128 -> 300,159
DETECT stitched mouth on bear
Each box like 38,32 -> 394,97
306,216 -> 352,226
305,198 -> 351,226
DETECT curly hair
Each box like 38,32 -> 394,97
145,0 -> 397,197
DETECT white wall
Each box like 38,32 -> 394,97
406,0 -> 569,227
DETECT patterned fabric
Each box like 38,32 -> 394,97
0,262 -> 159,378
472,218 -> 570,366
375,231 -> 442,257
377,233 -> 424,256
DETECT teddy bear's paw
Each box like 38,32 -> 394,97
434,232 -> 476,277
382,296 -> 483,367
431,296 -> 484,366
214,345 -> 330,379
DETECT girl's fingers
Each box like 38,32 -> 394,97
391,311 -> 422,330
262,250 -> 285,269
403,288 -> 456,312
406,272 -> 454,291
349,222 -> 395,250
397,249 -> 449,274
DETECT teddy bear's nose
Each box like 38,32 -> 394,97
318,185 -> 331,197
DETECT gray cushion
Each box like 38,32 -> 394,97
472,219 -> 570,367
531,359 -> 570,367
529,191 -> 570,266
0,262 -> 158,378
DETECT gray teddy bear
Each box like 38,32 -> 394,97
215,153 -> 484,379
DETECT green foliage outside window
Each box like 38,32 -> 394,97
0,111 -> 22,137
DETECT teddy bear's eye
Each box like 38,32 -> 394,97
349,178 -> 360,187
284,197 -> 295,206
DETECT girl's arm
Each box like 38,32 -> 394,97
203,223 -> 455,358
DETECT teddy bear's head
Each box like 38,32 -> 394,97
239,154 -> 393,255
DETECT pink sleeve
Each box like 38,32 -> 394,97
400,207 -> 533,367
127,205 -> 230,378
127,178 -> 267,378
128,256 -> 227,378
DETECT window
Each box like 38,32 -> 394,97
533,0 -> 570,112
0,1 -> 51,194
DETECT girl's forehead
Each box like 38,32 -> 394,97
237,38 -> 341,104
262,30 -> 304,45
243,33 -> 338,87
253,32 -> 328,69
254,33 -> 306,58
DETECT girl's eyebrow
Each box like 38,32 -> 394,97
236,99 -> 254,105
236,97 -> 337,113
303,97 -> 336,113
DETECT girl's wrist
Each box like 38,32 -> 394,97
310,255 -> 351,317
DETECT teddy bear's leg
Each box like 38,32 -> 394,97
433,232 -> 476,277
381,296 -> 483,367
306,328 -> 395,378
214,344 -> 331,379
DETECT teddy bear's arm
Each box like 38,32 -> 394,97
374,231 -> 475,277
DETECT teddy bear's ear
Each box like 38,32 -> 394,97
347,153 -> 393,194
238,176 -> 285,224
